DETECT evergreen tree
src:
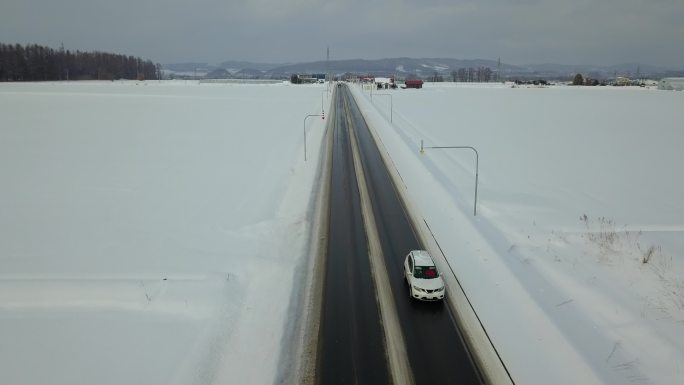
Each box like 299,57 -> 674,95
0,42 -> 161,81
572,73 -> 584,86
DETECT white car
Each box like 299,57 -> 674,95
404,250 -> 445,301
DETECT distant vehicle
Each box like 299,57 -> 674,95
317,79 -> 325,84
404,250 -> 445,301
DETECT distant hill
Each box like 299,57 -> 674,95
218,60 -> 288,72
164,58 -> 683,81
513,62 -> 678,79
164,62 -> 216,74
232,68 -> 266,79
264,58 -> 511,78
204,68 -> 231,79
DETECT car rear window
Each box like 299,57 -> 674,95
414,266 -> 438,279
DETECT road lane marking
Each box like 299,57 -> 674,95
345,90 -> 414,385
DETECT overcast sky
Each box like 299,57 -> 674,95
2,0 -> 683,67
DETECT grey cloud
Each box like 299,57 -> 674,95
0,0 -> 682,67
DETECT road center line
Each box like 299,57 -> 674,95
345,92 -> 414,385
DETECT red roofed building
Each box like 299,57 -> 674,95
404,79 -> 424,89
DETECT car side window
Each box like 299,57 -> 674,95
408,255 -> 413,272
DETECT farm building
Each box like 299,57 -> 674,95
290,74 -> 319,84
404,79 -> 424,89
658,78 -> 684,91
615,77 -> 631,86
374,77 -> 395,89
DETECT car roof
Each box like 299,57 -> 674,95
411,250 -> 435,267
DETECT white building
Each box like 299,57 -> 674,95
658,77 -> 684,91
615,76 -> 631,86
374,77 -> 394,89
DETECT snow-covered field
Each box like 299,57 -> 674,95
0,81 -> 329,385
2,80 -> 682,385
353,83 -> 684,385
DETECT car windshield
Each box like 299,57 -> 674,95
414,265 -> 438,279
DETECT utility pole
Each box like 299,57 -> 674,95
497,57 -> 502,83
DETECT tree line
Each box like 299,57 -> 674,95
0,42 -> 161,81
450,67 -> 495,82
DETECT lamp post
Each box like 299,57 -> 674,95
304,114 -> 324,161
420,140 -> 480,216
321,90 -> 327,115
374,93 -> 393,122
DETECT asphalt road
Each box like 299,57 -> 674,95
316,84 -> 483,385
345,84 -> 483,385
316,85 -> 391,385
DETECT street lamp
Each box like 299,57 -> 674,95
304,114 -> 324,161
321,90 -> 327,115
420,140 -> 480,216
374,93 -> 393,123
